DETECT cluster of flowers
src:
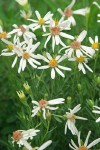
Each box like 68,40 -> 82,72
1,0 -> 100,149
0,0 -> 99,79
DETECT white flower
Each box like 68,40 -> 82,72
69,131 -> 100,150
58,0 -> 89,26
32,98 -> 65,119
92,106 -> 100,122
1,37 -> 25,57
0,25 -> 11,40
69,55 -> 93,74
20,10 -> 32,19
65,104 -> 87,135
8,24 -> 36,41
12,128 -> 40,148
89,36 -> 99,51
38,53 -> 71,79
59,30 -> 95,58
16,39 -> 41,73
16,0 -> 28,6
28,11 -> 53,32
43,18 -> 74,51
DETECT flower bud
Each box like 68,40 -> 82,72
77,83 -> 82,91
46,112 -> 51,120
17,90 -> 26,101
67,96 -> 72,105
87,99 -> 94,108
16,0 -> 28,6
23,82 -> 31,92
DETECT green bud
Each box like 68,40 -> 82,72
96,76 -> 100,85
67,96 -> 72,105
77,83 -> 82,91
87,99 -> 94,107
23,81 -> 31,92
46,112 -> 51,120
17,90 -> 26,101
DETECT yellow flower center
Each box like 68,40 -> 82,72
64,9 -> 73,17
78,146 -> 88,150
32,148 -> 35,150
19,25 -> 26,33
7,44 -> 14,51
92,42 -> 99,50
39,99 -> 48,108
69,114 -> 76,121
76,56 -> 85,63
13,131 -> 22,141
49,59 -> 58,67
50,27 -> 60,35
70,41 -> 81,50
38,18 -> 45,25
0,32 -> 7,39
22,52 -> 30,59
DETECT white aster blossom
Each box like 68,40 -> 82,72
12,128 -> 40,148
0,25 -> 11,40
16,39 -> 41,73
16,0 -> 28,6
69,55 -> 93,74
58,0 -> 89,26
59,30 -> 95,58
43,18 -> 74,51
8,24 -> 37,41
89,36 -> 99,51
92,106 -> 100,122
28,11 -> 53,32
32,98 -> 65,119
38,53 -> 71,79
20,10 -> 32,19
65,104 -> 87,135
69,131 -> 100,150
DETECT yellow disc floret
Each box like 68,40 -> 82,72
78,146 -> 88,150
38,18 -> 45,25
22,52 -> 30,59
49,59 -> 58,67
92,42 -> 99,50
7,44 -> 14,51
0,32 -> 7,39
76,56 -> 85,63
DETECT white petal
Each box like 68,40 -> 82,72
55,67 -> 65,78
55,35 -> 60,45
68,16 -> 76,26
60,32 -> 74,40
95,36 -> 98,43
83,63 -> 93,73
78,132 -> 81,147
18,58 -> 23,73
71,104 -> 81,114
12,56 -> 18,68
38,65 -> 49,69
46,52 -> 52,60
28,59 -> 37,68
22,59 -> 26,71
51,68 -> 55,79
87,138 -> 100,149
58,65 -> 71,71
96,117 -> 100,122
76,116 -> 88,120
66,0 -> 76,9
44,35 -> 51,48
73,8 -> 88,16
35,10 -> 41,19
64,122 -> 68,135
38,140 -> 52,150
89,37 -> 94,44
84,131 -> 91,147
48,98 -> 65,105
77,30 -> 87,42
52,36 -> 55,52
42,108 -> 46,119
21,139 -> 32,150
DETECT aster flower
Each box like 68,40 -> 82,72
8,24 -> 36,41
38,53 -> 71,79
12,128 -> 40,148
57,0 -> 89,26
69,131 -> 100,150
16,39 -> 41,73
28,11 -> 53,32
23,140 -> 52,150
59,30 -> 95,58
89,36 -> 99,51
20,10 -> 32,19
64,104 -> 87,135
0,25 -> 11,40
69,55 -> 93,74
92,106 -> 100,122
32,98 -> 65,119
43,18 -> 74,51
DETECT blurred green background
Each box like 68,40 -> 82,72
0,0 -> 100,150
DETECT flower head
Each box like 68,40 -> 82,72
89,36 -> 99,51
69,131 -> 100,150
28,11 -> 53,32
64,104 -> 87,135
58,0 -> 89,26
38,53 -> 71,79
32,98 -> 65,119
43,18 -> 74,51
